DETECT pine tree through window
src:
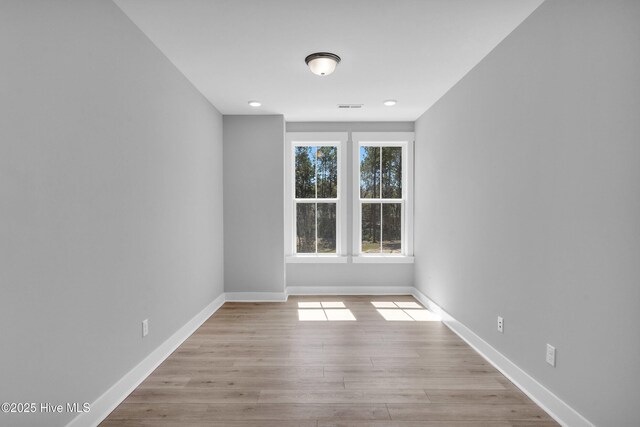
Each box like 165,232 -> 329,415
353,132 -> 413,260
285,132 -> 412,263
294,145 -> 338,254
360,146 -> 403,253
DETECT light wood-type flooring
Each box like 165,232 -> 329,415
101,295 -> 558,426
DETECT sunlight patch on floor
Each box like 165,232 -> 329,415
371,301 -> 397,308
297,302 -> 355,321
298,302 -> 322,308
321,301 -> 345,308
325,309 -> 356,321
298,309 -> 327,321
404,309 -> 441,321
377,308 -> 414,321
395,301 -> 422,309
371,301 -> 441,322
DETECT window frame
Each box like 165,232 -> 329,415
352,132 -> 414,262
285,132 -> 348,263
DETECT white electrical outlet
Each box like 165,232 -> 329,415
142,319 -> 149,337
497,316 -> 504,333
546,344 -> 556,367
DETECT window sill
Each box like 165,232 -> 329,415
352,255 -> 414,264
286,255 -> 349,264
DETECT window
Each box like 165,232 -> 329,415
285,131 -> 412,263
285,133 -> 348,262
294,145 -> 337,253
353,132 -> 413,261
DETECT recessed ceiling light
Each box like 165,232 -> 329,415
248,100 -> 261,107
305,52 -> 341,76
383,99 -> 397,106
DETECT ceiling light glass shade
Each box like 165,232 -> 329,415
383,99 -> 397,106
305,52 -> 341,76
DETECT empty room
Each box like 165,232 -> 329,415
1,0 -> 638,426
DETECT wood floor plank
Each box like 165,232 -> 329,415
290,348 -> 423,358
318,422 -> 514,427
371,356 -> 489,367
100,296 -> 558,426
185,377 -> 345,390
258,389 -> 430,404
109,403 -> 390,421
101,421 -> 317,427
345,377 -> 505,390
323,365 -> 502,379
126,388 -> 260,404
153,366 -> 325,379
231,357 -> 374,367
425,389 -> 532,404
387,403 -> 554,422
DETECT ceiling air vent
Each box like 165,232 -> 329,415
337,104 -> 363,109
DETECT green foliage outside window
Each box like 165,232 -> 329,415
360,146 -> 402,253
295,146 -> 337,253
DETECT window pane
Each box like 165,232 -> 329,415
382,203 -> 402,253
296,203 -> 316,253
361,203 -> 381,253
317,203 -> 336,253
382,147 -> 402,198
360,146 -> 380,198
317,147 -> 337,198
295,146 -> 316,198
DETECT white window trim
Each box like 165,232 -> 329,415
285,132 -> 348,263
352,132 -> 414,263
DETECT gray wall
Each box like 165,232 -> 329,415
224,115 -> 286,294
414,1 -> 640,425
0,1 -> 224,426
286,122 -> 414,290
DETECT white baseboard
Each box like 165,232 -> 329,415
286,285 -> 414,295
225,292 -> 288,302
411,287 -> 594,427
66,293 -> 226,427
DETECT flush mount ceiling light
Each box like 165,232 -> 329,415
248,100 -> 261,107
305,52 -> 341,76
383,99 -> 397,106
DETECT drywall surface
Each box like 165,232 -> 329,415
286,122 -> 414,133
285,123 -> 414,289
0,1 -> 224,426
286,263 -> 413,290
414,1 -> 640,425
223,115 -> 286,294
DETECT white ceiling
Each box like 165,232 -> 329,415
113,0 -> 543,121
